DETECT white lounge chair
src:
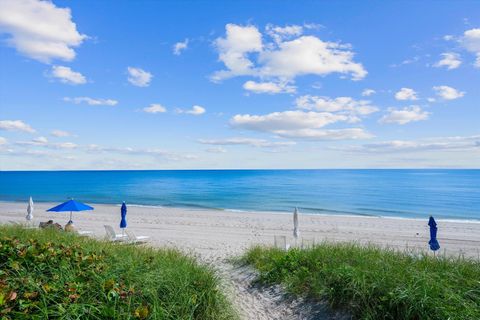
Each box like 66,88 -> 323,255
104,225 -> 127,242
125,230 -> 150,244
274,235 -> 290,251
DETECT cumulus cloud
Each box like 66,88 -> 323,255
434,52 -> 462,70
173,38 -> 188,55
394,88 -> 418,101
127,67 -> 153,87
433,85 -> 465,100
0,120 -> 35,133
361,89 -> 376,96
243,80 -> 296,94
51,130 -> 71,137
50,65 -> 86,84
212,23 -> 366,84
143,104 -> 167,114
63,97 -> 118,106
212,24 -> 263,81
461,28 -> 480,67
0,0 -> 86,63
176,105 -> 206,115
338,135 -> 480,153
380,106 -> 429,125
295,95 -> 378,124
198,137 -> 295,148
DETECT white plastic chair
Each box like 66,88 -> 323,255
104,225 -> 127,242
125,230 -> 150,244
274,235 -> 290,251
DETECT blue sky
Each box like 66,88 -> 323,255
0,0 -> 479,170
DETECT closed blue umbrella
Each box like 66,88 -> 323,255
120,202 -> 127,235
47,199 -> 94,224
428,216 -> 440,252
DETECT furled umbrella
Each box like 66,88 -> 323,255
47,199 -> 94,226
293,207 -> 300,246
428,216 -> 440,253
120,202 -> 127,236
26,196 -> 34,221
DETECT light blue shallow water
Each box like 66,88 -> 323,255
0,170 -> 479,220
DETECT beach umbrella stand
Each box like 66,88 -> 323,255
293,207 -> 300,247
428,216 -> 440,256
47,199 -> 94,228
120,202 -> 127,236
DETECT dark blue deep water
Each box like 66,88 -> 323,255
1,170 -> 479,220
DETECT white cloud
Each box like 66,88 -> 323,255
198,137 -> 295,148
205,147 -> 227,153
434,52 -> 462,70
273,128 -> 373,140
380,106 -> 429,125
176,105 -> 206,115
0,120 -> 35,133
0,137 -> 7,145
294,95 -> 378,123
361,89 -> 376,96
461,28 -> 480,67
295,95 -> 378,114
127,67 -> 153,87
63,97 -> 118,106
394,88 -> 418,101
51,130 -> 71,137
212,23 -> 366,83
231,110 -> 347,132
0,0 -> 86,63
265,24 -> 303,43
243,80 -> 296,94
339,135 -> 480,153
173,38 -> 188,55
259,35 -> 367,81
143,104 -> 167,114
433,85 -> 465,100
212,24 -> 263,81
50,65 -> 86,84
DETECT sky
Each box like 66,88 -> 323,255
0,0 -> 479,170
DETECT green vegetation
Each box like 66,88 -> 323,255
0,226 -> 236,320
241,243 -> 480,320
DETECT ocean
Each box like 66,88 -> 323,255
0,170 -> 479,220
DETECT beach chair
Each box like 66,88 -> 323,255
104,225 -> 127,242
125,230 -> 150,244
274,235 -> 290,251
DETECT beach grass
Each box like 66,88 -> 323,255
0,225 -> 237,320
241,243 -> 480,320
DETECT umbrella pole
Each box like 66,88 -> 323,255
70,211 -> 73,223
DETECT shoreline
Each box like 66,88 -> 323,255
1,199 -> 479,224
1,201 -> 480,260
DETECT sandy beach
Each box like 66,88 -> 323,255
2,201 -> 480,319
2,201 -> 479,260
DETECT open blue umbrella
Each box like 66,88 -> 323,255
428,216 -> 440,252
120,202 -> 127,235
47,199 -> 94,223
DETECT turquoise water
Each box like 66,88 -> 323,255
0,170 -> 479,220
